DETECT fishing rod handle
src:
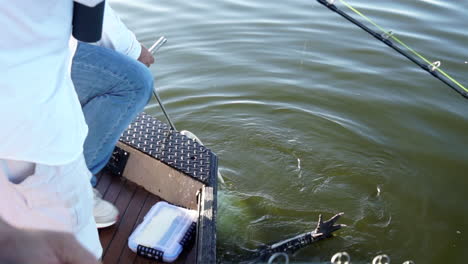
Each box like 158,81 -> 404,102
149,36 -> 167,54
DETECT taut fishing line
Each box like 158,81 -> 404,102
317,0 -> 468,99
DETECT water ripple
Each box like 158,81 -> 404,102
113,0 -> 468,262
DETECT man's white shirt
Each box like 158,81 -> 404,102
0,0 -> 140,165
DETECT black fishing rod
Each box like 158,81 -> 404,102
241,213 -> 345,263
317,0 -> 468,99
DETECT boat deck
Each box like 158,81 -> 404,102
95,171 -> 197,264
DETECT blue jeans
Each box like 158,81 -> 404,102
72,42 -> 153,186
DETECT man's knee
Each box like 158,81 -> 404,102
130,62 -> 154,107
140,65 -> 154,105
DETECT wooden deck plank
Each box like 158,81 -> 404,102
129,195 -> 162,264
116,191 -> 150,264
100,179 -> 137,252
96,170 -> 112,196
183,244 -> 198,264
98,177 -> 124,249
172,242 -> 196,264
117,193 -> 159,263
103,186 -> 148,263
131,193 -> 197,264
102,174 -> 125,203
95,171 -> 103,185
133,257 -> 154,264
99,182 -> 197,264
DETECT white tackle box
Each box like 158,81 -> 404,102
128,201 -> 198,262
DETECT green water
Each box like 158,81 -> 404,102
111,0 -> 468,262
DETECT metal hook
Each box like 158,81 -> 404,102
331,252 -> 351,264
268,252 -> 289,264
429,61 -> 441,72
372,254 -> 390,264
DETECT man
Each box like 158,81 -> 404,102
0,0 -> 110,261
71,2 -> 155,228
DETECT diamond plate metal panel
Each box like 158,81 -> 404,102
119,112 -> 214,185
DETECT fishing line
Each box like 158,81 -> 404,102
317,0 -> 468,99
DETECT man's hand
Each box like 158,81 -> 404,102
0,219 -> 99,264
138,44 -> 155,67
312,212 -> 346,240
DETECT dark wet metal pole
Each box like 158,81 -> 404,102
148,36 -> 178,131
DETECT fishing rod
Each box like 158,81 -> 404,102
148,37 -> 225,184
317,0 -> 468,99
149,36 -> 177,131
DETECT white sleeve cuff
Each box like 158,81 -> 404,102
97,2 -> 142,60
74,0 -> 104,8
125,35 -> 142,60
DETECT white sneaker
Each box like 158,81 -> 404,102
93,188 -> 119,229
